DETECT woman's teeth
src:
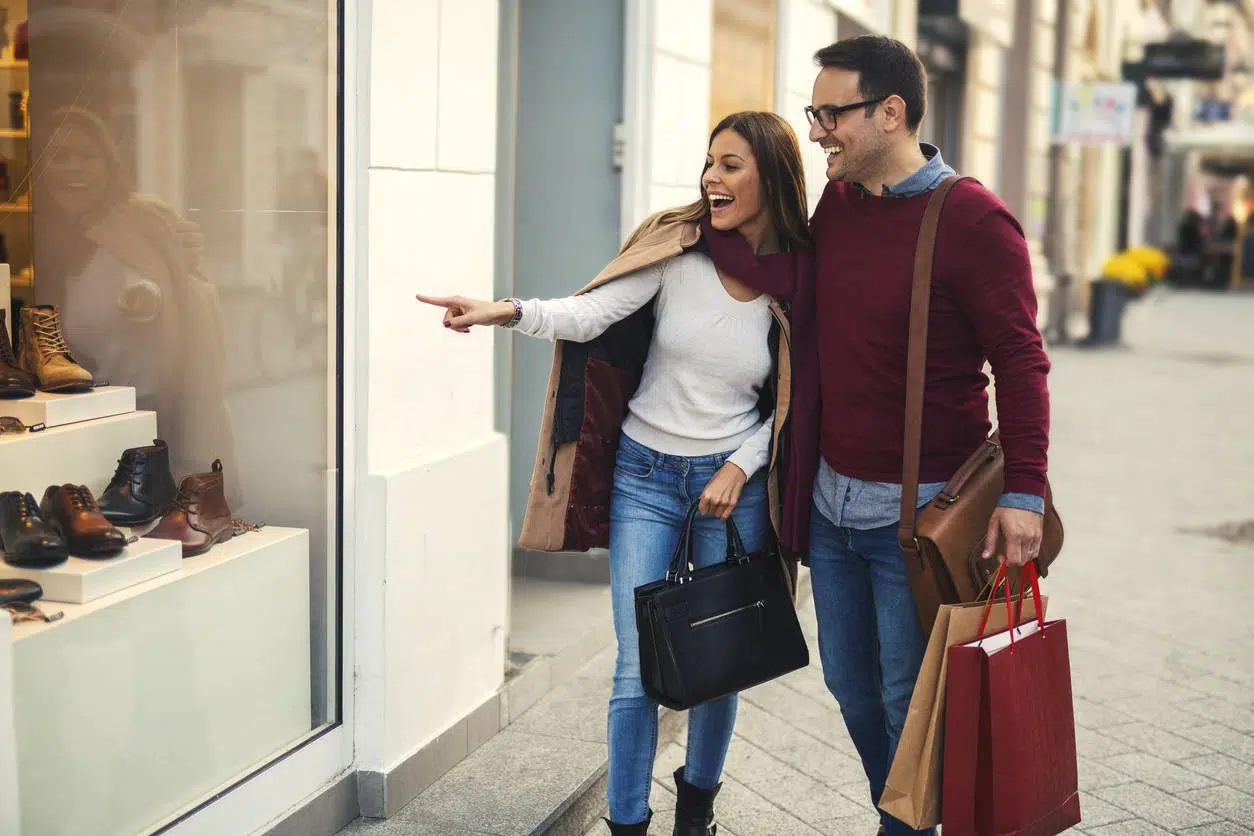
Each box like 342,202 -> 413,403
709,193 -> 734,208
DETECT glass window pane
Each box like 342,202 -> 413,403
2,1 -> 340,832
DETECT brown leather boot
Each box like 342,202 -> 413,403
145,460 -> 233,557
19,305 -> 93,393
39,484 -> 128,558
0,312 -> 35,399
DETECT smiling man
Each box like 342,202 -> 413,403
792,36 -> 1052,836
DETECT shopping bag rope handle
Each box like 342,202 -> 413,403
976,562 -> 1044,650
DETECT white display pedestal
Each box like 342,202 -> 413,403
2,385 -> 137,429
0,538 -> 182,604
0,410 -> 157,497
0,612 -> 18,836
10,526 -> 312,836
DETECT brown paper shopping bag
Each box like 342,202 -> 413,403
878,592 -> 1048,828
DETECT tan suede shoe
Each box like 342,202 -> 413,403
19,305 -> 94,393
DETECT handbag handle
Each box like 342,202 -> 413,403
665,503 -> 749,584
897,175 -> 972,552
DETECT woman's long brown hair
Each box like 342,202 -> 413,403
621,111 -> 811,254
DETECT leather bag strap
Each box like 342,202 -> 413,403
897,175 -> 970,551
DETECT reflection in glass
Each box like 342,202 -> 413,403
8,0 -> 338,830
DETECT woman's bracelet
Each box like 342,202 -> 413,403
501,297 -> 523,329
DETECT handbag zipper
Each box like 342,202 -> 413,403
690,599 -> 765,629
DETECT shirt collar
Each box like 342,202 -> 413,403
856,144 -> 956,198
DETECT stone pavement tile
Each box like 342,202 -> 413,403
713,777 -> 828,835
1179,785 -> 1254,826
1092,782 -> 1221,830
741,679 -> 851,751
386,729 -> 606,836
1078,756 -> 1134,792
1101,695 -> 1212,733
1180,697 -> 1254,733
1098,751 -> 1219,793
1175,675 -> 1254,708
1180,822 -> 1254,835
746,772 -> 866,825
652,741 -> 685,782
731,701 -> 867,788
509,670 -> 609,744
1074,726 -> 1138,759
340,819 -> 494,836
1072,697 -> 1134,730
1098,721 -> 1217,762
1177,725 -> 1254,765
1179,753 -> 1254,796
1077,793 -> 1138,828
776,666 -> 837,708
1084,821 -> 1174,836
811,813 -> 882,836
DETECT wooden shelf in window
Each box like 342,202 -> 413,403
0,203 -> 31,212
0,129 -> 27,139
0,60 -> 28,70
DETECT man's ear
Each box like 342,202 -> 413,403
880,94 -> 908,131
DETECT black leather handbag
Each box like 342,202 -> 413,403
634,505 -> 810,710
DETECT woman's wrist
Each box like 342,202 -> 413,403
497,298 -> 523,328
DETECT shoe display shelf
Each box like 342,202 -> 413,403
0,407 -> 180,602
3,385 -> 137,430
0,404 -> 315,836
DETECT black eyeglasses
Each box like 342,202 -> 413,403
804,97 -> 888,131
0,416 -> 46,435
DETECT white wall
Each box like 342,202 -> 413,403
780,0 -> 839,212
355,0 -> 510,772
645,0 -> 714,219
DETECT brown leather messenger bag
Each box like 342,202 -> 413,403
896,176 -> 1064,635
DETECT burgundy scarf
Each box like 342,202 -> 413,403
699,217 -> 819,554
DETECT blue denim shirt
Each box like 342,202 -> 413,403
813,144 -> 1046,530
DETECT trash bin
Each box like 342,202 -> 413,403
1083,278 -> 1127,347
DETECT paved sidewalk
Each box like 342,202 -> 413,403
598,290 -> 1254,835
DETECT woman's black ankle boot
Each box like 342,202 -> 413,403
604,810 -> 651,834
672,767 -> 720,836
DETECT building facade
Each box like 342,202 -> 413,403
0,2 -> 1166,834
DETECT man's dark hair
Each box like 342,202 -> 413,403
814,36 -> 928,133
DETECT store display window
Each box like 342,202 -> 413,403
0,1 -> 341,832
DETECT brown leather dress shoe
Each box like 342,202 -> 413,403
145,460 -> 233,557
40,484 -> 128,558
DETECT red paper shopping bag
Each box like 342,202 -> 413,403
942,564 -> 1081,836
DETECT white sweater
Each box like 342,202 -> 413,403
516,252 -> 775,477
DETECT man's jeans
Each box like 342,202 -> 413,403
809,501 -> 936,836
606,434 -> 770,825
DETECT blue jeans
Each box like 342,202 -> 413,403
607,434 -> 770,825
809,502 -> 935,836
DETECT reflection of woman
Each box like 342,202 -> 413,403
32,106 -> 237,491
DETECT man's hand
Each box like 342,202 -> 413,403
983,507 -> 1044,567
699,462 -> 748,521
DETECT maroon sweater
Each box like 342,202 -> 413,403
811,179 -> 1050,497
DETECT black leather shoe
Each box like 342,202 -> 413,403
604,811 -> 651,834
0,491 -> 69,567
97,439 -> 178,526
672,767 -> 719,836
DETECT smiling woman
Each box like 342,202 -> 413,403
416,110 -> 814,835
